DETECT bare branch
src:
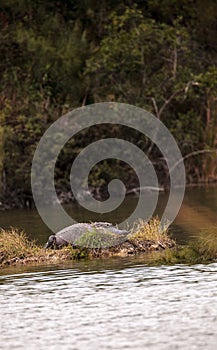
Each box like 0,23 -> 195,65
127,186 -> 164,195
173,45 -> 177,79
151,97 -> 159,118
158,89 -> 183,117
170,149 -> 216,174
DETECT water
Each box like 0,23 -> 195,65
0,185 -> 216,244
0,259 -> 217,349
0,185 -> 217,244
0,185 -> 217,349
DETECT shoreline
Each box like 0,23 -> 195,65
0,218 -> 175,268
1,220 -> 217,269
0,241 -> 176,268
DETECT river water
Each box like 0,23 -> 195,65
0,260 -> 217,350
0,186 -> 217,349
0,185 -> 216,244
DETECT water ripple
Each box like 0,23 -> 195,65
0,262 -> 217,350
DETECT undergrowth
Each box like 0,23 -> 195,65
148,226 -> 217,265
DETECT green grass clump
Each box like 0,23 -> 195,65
148,226 -> 217,265
74,228 -> 124,249
67,246 -> 89,260
148,246 -> 199,265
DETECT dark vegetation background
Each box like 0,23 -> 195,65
0,0 -> 217,208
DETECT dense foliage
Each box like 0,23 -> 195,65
0,0 -> 217,207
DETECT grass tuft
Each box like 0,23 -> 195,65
128,217 -> 175,248
147,226 -> 217,265
0,228 -> 85,267
191,226 -> 217,261
0,228 -> 39,263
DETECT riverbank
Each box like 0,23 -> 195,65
0,218 -> 175,268
1,218 -> 217,268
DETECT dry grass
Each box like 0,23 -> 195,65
0,228 -> 85,267
128,217 -> 175,249
193,227 -> 217,261
0,228 -> 39,263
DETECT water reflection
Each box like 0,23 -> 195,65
0,185 -> 216,245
